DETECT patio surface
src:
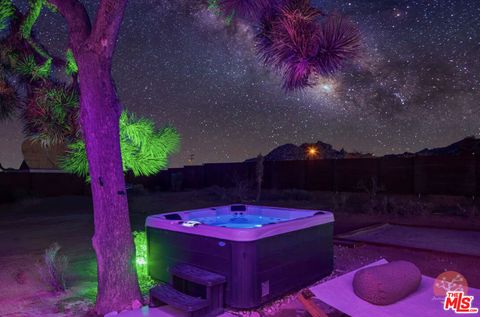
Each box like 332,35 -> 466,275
337,223 -> 480,257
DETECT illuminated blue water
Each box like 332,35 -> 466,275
191,214 -> 288,228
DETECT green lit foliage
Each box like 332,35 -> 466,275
16,55 -> 36,76
36,57 -> 52,78
16,55 -> 52,80
120,111 -> 180,175
61,111 -> 180,179
65,49 -> 78,76
22,86 -> 79,146
59,140 -> 87,177
0,0 -> 14,31
21,0 -> 43,39
208,0 -> 220,15
133,231 -> 155,295
44,1 -> 57,13
225,10 -> 235,26
207,0 -> 235,25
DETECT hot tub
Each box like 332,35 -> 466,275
146,204 -> 334,309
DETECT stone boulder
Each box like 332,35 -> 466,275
21,139 -> 67,170
353,261 -> 421,305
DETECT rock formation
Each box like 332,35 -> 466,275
21,140 -> 67,170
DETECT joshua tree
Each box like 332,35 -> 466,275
0,1 -> 181,313
0,0 -> 144,313
44,1 -> 144,313
255,153 -> 264,202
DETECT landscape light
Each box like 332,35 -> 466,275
308,146 -> 318,157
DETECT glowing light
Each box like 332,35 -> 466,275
306,78 -> 338,102
133,231 -> 155,294
321,84 -> 333,92
307,146 -> 319,157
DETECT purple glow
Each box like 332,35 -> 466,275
255,0 -> 360,90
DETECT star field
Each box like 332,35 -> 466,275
1,0 -> 479,168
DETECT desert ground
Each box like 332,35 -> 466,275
1,188 -> 479,316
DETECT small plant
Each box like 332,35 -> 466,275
133,231 -> 155,295
0,0 -> 14,31
37,242 -> 69,292
358,177 -> 385,214
65,49 -> 78,76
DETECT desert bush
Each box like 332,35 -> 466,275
37,242 -> 69,292
358,177 -> 386,214
331,192 -> 350,212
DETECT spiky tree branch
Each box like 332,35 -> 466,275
215,0 -> 361,90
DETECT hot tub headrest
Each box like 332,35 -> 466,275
164,213 -> 182,220
230,205 -> 246,212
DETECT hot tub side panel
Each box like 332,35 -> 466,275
254,222 -> 333,305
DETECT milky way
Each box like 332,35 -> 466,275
0,0 -> 479,168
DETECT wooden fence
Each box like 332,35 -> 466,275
1,155 -> 479,203
127,155 -> 480,196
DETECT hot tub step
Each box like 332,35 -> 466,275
171,263 -> 226,286
150,283 -> 209,315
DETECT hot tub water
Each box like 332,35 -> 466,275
191,214 -> 288,228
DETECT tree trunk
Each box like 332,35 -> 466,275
46,0 -> 141,314
77,51 -> 141,315
256,180 -> 262,202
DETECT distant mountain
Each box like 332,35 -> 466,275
384,136 -> 480,158
248,136 -> 480,162
246,141 -> 373,162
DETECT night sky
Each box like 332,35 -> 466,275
1,0 -> 479,168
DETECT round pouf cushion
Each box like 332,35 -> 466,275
352,261 -> 421,305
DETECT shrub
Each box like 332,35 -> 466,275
37,242 -> 69,292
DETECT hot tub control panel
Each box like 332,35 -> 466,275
181,220 -> 201,227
